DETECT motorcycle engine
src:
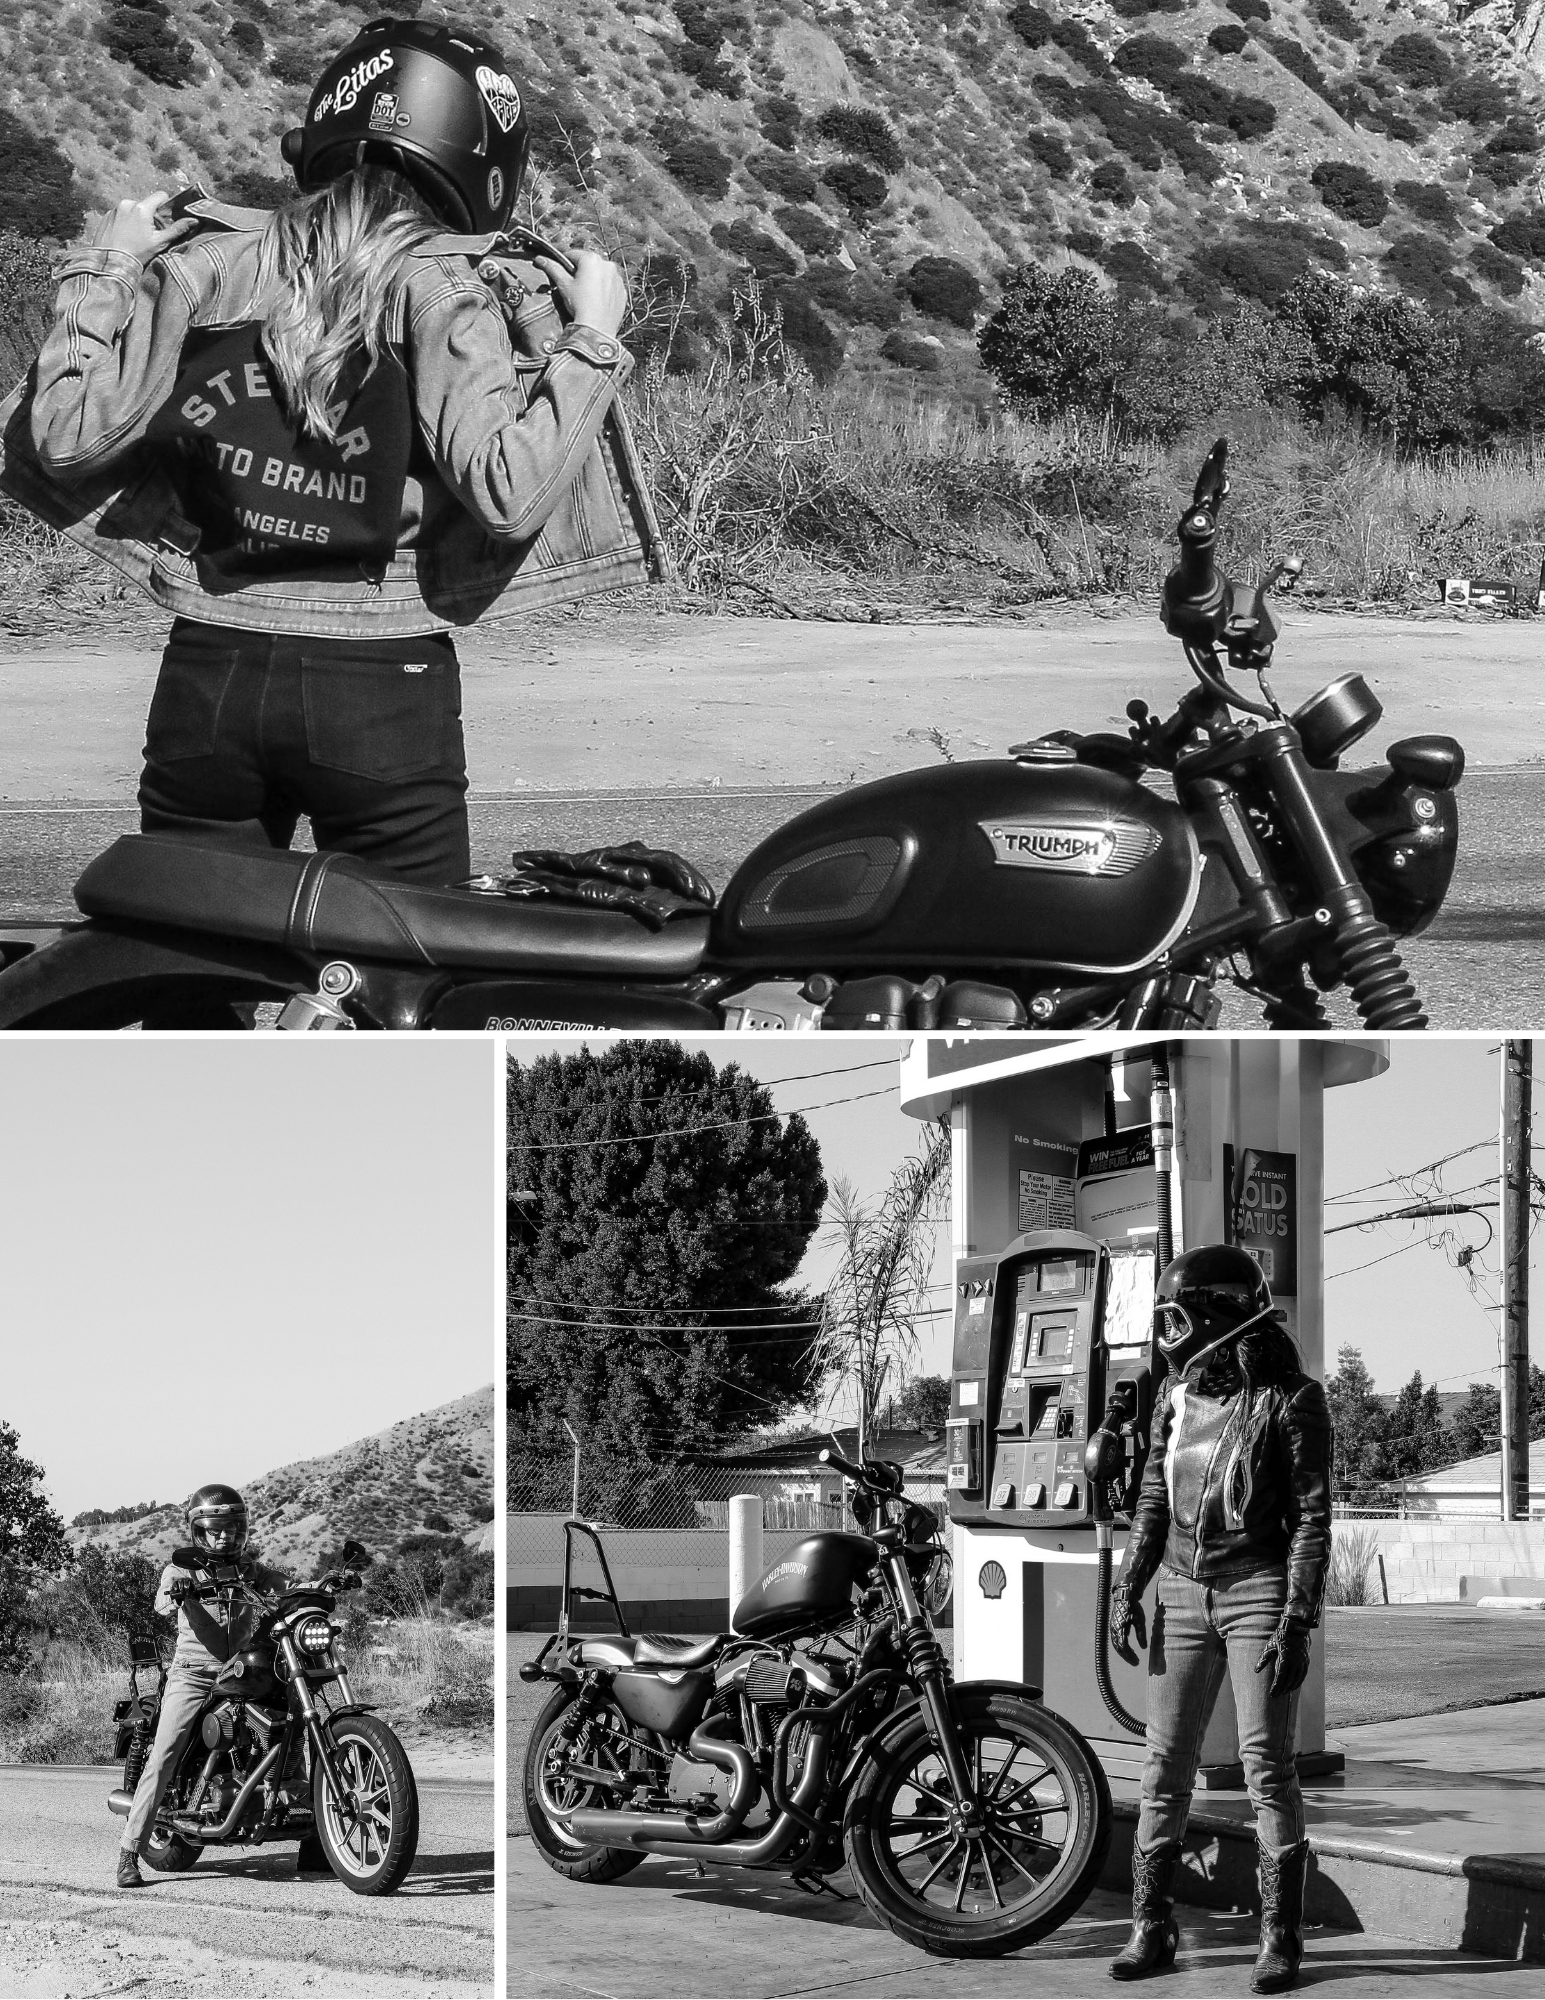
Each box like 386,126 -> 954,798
665,1751 -> 737,1813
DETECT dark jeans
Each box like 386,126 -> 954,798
1136,1563 -> 1305,1862
139,619 -> 470,885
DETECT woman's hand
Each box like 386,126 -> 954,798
92,190 -> 198,266
533,249 -> 629,339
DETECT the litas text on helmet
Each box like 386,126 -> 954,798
475,64 -> 523,134
314,48 -> 395,121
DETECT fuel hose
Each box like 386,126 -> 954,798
1093,1528 -> 1146,1739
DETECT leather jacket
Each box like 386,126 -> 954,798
1115,1329 -> 1333,1626
0,200 -> 668,638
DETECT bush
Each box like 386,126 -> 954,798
1262,33 -> 1328,97
1440,73 -> 1510,126
1217,91 -> 1276,141
712,218 -> 798,278
1065,226 -> 1102,258
230,16 -> 262,54
1491,212 -> 1545,264
674,0 -> 728,48
1026,128 -> 1073,177
1208,23 -> 1248,54
1201,220 -> 1347,310
773,204 -> 839,256
1471,240 -> 1526,297
904,254 -> 983,327
0,109 -> 88,240
1380,32 -> 1450,88
1227,0 -> 1269,18
1394,180 -> 1455,227
1384,231 -> 1475,312
1111,0 -> 1187,12
979,263 -> 1117,419
768,279 -> 845,378
821,158 -> 888,217
1100,237 -> 1164,291
814,104 -> 902,172
270,43 -> 314,84
879,329 -> 943,371
423,1510 -> 453,1533
225,168 -> 292,208
1478,116 -> 1540,189
1281,270 -> 1463,447
1113,32 -> 1185,85
1310,160 -> 1389,227
750,151 -> 817,203
1312,0 -> 1360,40
758,92 -> 802,150
1090,161 -> 1135,208
1050,16 -> 1106,71
804,260 -> 900,327
654,119 -> 733,198
676,38 -> 742,96
528,93 -> 599,188
102,0 -> 198,86
1005,2 -> 1051,48
1326,1525 -> 1380,1607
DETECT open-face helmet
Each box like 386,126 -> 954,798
186,1483 -> 248,1559
280,17 -> 532,235
1154,1244 -> 1278,1377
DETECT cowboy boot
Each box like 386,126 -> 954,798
1251,1840 -> 1309,1993
1110,1840 -> 1181,1980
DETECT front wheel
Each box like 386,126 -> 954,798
843,1685 -> 1111,1958
311,1714 -> 420,1895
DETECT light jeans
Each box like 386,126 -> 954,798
121,1661 -> 219,1856
1135,1563 -> 1305,1862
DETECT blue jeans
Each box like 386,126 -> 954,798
1136,1563 -> 1305,1861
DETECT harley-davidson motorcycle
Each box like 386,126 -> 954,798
109,1540 -> 419,1894
0,439 -> 1460,1031
519,1447 -> 1111,1957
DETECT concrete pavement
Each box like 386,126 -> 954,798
0,1765 -> 493,1996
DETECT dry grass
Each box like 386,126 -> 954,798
1327,1524 -> 1384,1607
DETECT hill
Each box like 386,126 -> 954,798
6,0 -> 1545,397
69,1385 -> 495,1574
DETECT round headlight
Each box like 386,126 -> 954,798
296,1615 -> 334,1654
922,1545 -> 954,1619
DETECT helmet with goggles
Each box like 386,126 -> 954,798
1154,1244 -> 1279,1377
185,1483 -> 248,1558
280,16 -> 532,235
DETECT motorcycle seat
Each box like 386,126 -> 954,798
632,1633 -> 725,1669
72,835 -> 710,978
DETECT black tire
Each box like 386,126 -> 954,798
843,1685 -> 1111,1958
141,1819 -> 200,1873
311,1714 -> 420,1895
523,1687 -> 647,1884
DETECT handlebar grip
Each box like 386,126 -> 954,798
1174,510 -> 1219,604
817,1446 -> 867,1482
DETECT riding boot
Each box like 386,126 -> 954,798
296,1833 -> 330,1876
1110,1841 -> 1181,1981
115,1848 -> 145,1888
1251,1840 -> 1309,1994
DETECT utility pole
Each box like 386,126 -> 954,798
1501,1041 -> 1531,1522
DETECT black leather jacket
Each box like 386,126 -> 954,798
1116,1328 -> 1333,1626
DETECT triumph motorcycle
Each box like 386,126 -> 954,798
519,1448 -> 1111,1957
109,1541 -> 419,1894
0,439 -> 1460,1030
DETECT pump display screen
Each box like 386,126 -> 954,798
1039,1259 -> 1079,1294
1034,1319 -> 1074,1359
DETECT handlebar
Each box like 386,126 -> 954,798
818,1447 -> 904,1496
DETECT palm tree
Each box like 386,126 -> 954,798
811,1118 -> 951,1457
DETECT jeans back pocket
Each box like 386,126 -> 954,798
300,651 -> 461,784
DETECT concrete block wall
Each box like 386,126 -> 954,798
1335,1518 -> 1545,1603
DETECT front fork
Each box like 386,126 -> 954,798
284,1639 -> 351,1811
886,1558 -> 980,1814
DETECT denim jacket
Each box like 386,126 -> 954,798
0,200 -> 669,638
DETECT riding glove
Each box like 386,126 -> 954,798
1254,1613 -> 1313,1698
509,842 -> 715,905
1110,1584 -> 1149,1665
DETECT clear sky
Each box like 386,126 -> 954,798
1,1041 -> 501,1520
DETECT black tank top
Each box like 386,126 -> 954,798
146,321 -> 414,584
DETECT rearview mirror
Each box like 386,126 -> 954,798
170,1546 -> 202,1570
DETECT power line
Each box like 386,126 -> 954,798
1325,1136 -> 1497,1204
509,1084 -> 898,1153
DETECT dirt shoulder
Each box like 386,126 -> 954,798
1,604 -> 1534,803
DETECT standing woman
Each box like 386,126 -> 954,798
22,17 -> 633,887
1106,1246 -> 1333,1994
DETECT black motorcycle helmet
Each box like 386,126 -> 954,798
280,17 -> 532,235
186,1482 -> 248,1558
1154,1244 -> 1279,1376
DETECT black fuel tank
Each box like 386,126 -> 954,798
711,762 -> 1198,973
732,1533 -> 877,1639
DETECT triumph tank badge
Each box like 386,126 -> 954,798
978,818 -> 1161,875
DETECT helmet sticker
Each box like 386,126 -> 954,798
313,47 -> 395,121
370,89 -> 409,132
487,165 -> 504,212
476,64 -> 523,134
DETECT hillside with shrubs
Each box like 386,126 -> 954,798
8,0 -> 1545,611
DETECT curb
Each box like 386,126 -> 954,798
1104,1803 -> 1545,1962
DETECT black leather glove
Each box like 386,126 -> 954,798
1254,1614 -> 1313,1698
508,842 -> 715,907
1110,1583 -> 1148,1666
167,1577 -> 192,1604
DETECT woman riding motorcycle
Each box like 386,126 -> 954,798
1106,1246 -> 1333,1994
14,16 -> 632,893
116,1483 -> 288,1889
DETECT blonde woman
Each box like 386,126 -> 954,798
24,18 -> 630,885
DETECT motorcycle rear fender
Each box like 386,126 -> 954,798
0,922 -> 305,1028
839,1677 -> 1045,1786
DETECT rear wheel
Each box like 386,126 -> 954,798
141,1819 -> 199,1873
311,1714 -> 419,1895
843,1686 -> 1111,1958
523,1687 -> 647,1884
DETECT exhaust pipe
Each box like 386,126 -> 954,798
567,1723 -> 757,1847
569,1718 -> 831,1865
107,1789 -> 132,1817
170,1744 -> 283,1842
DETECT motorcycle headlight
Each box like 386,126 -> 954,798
920,1544 -> 954,1620
296,1616 -> 335,1655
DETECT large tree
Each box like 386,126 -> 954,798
0,1420 -> 71,1674
507,1042 -> 826,1517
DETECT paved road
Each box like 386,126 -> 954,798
1327,1605 -> 1545,1729
0,1765 -> 492,1997
506,1835 -> 1545,1997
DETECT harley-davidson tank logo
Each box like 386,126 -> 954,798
978,818 -> 1161,876
762,1561 -> 809,1586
